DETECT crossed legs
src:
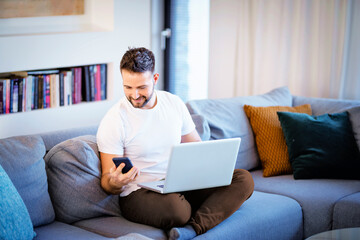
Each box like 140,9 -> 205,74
119,169 -> 254,235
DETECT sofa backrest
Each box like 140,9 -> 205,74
293,96 -> 360,115
186,86 -> 293,171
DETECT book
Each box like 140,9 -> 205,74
95,65 -> 101,101
5,80 -> 10,114
33,76 -> 38,110
18,79 -> 24,112
59,72 -> 64,106
82,66 -> 91,102
44,75 -> 51,108
11,79 -> 19,113
38,75 -> 44,109
25,76 -> 33,112
0,80 -> 4,114
89,65 -> 95,101
100,64 -> 107,100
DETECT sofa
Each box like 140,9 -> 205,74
1,86 -> 359,240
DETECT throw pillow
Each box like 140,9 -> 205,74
348,106 -> 360,151
44,135 -> 121,223
277,111 -> 360,179
0,135 -> 55,227
0,164 -> 36,240
244,104 -> 312,177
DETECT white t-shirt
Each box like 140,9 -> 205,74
97,90 -> 195,196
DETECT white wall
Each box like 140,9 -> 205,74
0,0 -> 152,138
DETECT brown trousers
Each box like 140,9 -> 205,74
119,169 -> 254,235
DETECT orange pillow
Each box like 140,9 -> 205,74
244,104 -> 312,177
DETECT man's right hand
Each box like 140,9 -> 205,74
99,152 -> 139,195
107,163 -> 139,192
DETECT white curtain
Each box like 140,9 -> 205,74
233,0 -> 359,100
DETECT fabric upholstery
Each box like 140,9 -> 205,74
190,114 -> 211,141
34,221 -> 110,240
292,96 -> 360,116
186,86 -> 293,170
277,111 -> 360,179
193,191 -> 303,240
44,135 -> 121,223
0,164 -> 36,240
40,125 -> 99,151
333,192 -> 360,229
0,135 -> 55,227
244,104 -> 311,177
251,169 -> 360,238
74,216 -> 167,240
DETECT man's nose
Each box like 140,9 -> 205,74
132,89 -> 140,99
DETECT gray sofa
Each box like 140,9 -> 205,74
1,86 -> 359,240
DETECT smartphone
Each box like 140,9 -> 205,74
112,157 -> 133,174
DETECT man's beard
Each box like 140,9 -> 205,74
127,87 -> 155,108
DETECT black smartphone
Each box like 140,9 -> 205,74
112,157 -> 133,174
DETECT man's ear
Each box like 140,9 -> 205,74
153,73 -> 159,83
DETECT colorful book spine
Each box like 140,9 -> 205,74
100,64 -> 107,100
5,80 -> 10,113
0,80 -> 3,114
59,72 -> 64,106
18,78 -> 24,112
44,75 -> 50,108
95,65 -> 101,101
82,66 -> 91,102
12,79 -> 19,113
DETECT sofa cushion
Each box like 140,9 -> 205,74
0,135 -> 55,227
193,191 -> 303,240
333,192 -> 360,229
74,216 -> 167,240
277,111 -> 360,179
44,135 -> 121,224
0,164 -> 36,240
186,86 -> 292,170
34,221 -> 109,240
243,104 -> 311,177
251,169 -> 360,238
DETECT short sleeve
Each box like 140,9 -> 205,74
96,107 -> 125,155
179,98 -> 196,135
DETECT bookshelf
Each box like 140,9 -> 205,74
0,0 -> 152,138
0,64 -> 108,115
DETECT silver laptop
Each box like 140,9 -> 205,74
137,138 -> 241,194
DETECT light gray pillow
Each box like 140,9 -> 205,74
44,135 -> 121,223
186,86 -> 292,170
191,114 -> 211,141
0,135 -> 55,227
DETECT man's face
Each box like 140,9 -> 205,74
122,69 -> 158,109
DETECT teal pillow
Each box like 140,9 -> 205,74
0,164 -> 36,239
277,111 -> 360,179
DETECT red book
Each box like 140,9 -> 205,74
95,65 -> 101,101
45,75 -> 51,108
5,80 -> 10,113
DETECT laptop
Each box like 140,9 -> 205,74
137,138 -> 241,194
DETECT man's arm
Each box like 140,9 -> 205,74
100,152 -> 139,195
181,129 -> 202,143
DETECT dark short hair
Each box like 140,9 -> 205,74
120,47 -> 155,73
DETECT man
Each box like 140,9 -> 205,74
97,47 -> 254,239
